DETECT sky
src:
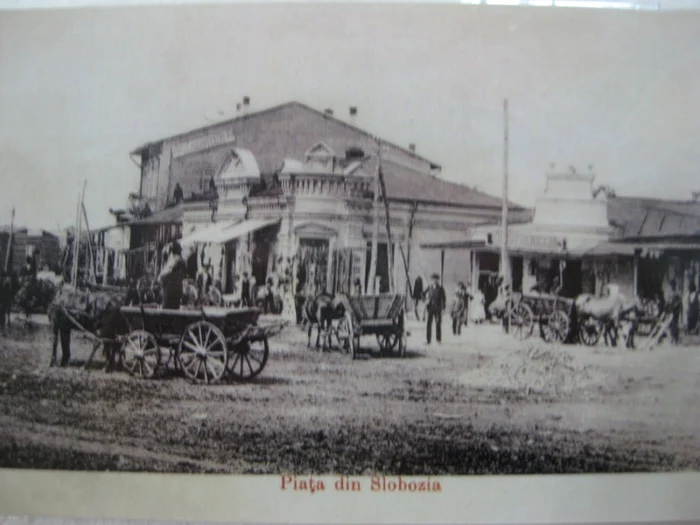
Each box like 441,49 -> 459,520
0,3 -> 699,231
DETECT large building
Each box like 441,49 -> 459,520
127,101 -> 528,297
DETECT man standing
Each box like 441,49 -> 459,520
424,273 -> 446,344
241,272 -> 251,307
158,242 -> 186,309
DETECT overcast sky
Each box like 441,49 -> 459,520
0,4 -> 699,230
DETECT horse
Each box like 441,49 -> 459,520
48,284 -> 130,368
574,284 -> 643,348
301,292 -> 349,351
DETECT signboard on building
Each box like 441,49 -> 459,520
489,230 -> 564,253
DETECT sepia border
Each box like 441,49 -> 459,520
1,470 -> 700,522
2,0 -> 700,523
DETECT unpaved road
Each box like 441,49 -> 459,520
0,319 -> 699,474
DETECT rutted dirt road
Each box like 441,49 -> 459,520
1,319 -> 699,474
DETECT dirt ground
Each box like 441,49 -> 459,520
0,315 -> 699,475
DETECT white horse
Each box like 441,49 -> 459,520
575,284 -> 642,348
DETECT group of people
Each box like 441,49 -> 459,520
411,274 -> 487,345
156,241 -> 280,313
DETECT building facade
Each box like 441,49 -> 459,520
129,101 -> 528,298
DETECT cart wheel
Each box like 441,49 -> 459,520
579,317 -> 601,346
377,333 -> 399,354
178,321 -> 228,384
510,303 -> 534,340
397,332 -> 407,358
547,309 -> 570,343
120,330 -> 161,379
228,334 -> 269,381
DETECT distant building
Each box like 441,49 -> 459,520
0,227 -> 61,273
129,101 -> 528,297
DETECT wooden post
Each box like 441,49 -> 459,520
377,151 -> 394,293
81,202 -> 97,283
4,207 -> 15,272
367,138 -> 380,294
440,249 -> 445,284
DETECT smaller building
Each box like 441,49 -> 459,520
0,227 -> 61,273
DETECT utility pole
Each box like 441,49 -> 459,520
501,99 -> 510,330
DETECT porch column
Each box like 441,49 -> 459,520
327,236 -> 336,294
633,251 -> 639,297
440,249 -> 445,284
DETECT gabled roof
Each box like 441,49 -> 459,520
131,101 -> 441,170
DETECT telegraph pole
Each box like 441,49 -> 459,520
367,137 -> 380,294
501,99 -> 510,329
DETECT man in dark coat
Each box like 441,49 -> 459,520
241,272 -> 251,307
412,275 -> 424,321
668,279 -> 682,344
158,242 -> 186,309
173,183 -> 184,204
424,273 -> 446,344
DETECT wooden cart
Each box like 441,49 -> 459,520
505,292 -> 574,344
118,305 -> 271,383
336,294 -> 407,359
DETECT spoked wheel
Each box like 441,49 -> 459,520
509,303 -> 534,340
579,317 -> 602,346
546,309 -> 570,343
178,321 -> 228,384
120,330 -> 161,379
228,335 -> 269,381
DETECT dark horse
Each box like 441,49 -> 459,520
48,284 -> 132,368
301,292 -> 350,351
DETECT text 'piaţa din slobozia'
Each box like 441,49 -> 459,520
280,475 -> 443,494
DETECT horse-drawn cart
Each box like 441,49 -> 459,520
337,294 -> 407,359
506,292 -> 574,343
118,305 -> 271,383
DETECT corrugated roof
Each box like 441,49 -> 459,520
607,197 -> 700,239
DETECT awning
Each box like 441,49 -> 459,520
582,241 -> 637,257
179,218 -> 280,246
421,239 -> 487,250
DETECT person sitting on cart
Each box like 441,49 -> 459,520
158,241 -> 186,309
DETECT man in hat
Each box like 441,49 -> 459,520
158,241 -> 186,309
424,273 -> 446,344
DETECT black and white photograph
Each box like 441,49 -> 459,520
1,1 -> 699,479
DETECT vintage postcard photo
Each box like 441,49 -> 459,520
1,2 -> 700,517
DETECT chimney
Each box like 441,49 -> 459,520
693,191 -> 700,202
349,106 -> 357,126
324,108 -> 334,116
242,96 -> 250,115
409,143 -> 416,153
236,103 -> 242,114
